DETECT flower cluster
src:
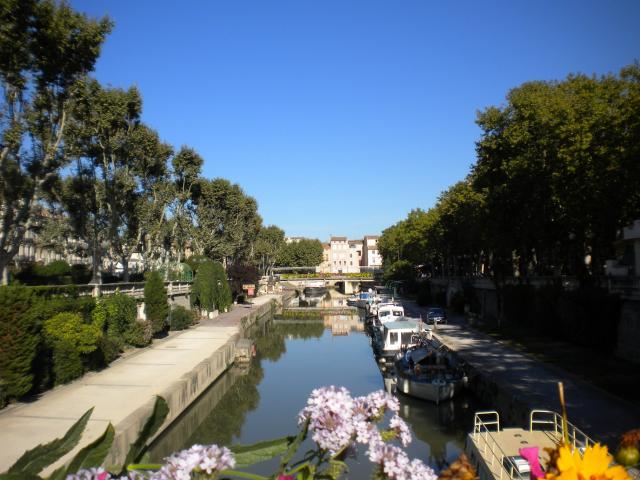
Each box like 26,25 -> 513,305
545,443 -> 631,480
298,385 -> 356,454
298,386 -> 436,480
149,444 -> 235,480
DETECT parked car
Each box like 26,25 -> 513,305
426,307 -> 447,325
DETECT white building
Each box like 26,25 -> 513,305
362,235 -> 382,269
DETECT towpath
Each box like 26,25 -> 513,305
0,295 -> 278,473
403,301 -> 640,448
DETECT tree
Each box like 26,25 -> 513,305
277,239 -> 323,267
168,147 -> 203,264
194,179 -> 262,266
254,225 -> 285,276
144,271 -> 168,335
191,260 -> 232,314
66,79 -> 172,280
0,0 -> 112,284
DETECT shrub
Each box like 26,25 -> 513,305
43,312 -> 102,355
169,307 -> 194,331
43,312 -> 102,386
191,260 -> 232,313
50,340 -> 84,384
102,293 -> 137,342
0,286 -> 39,398
39,260 -> 71,278
124,320 -> 153,347
71,264 -> 92,284
145,271 -> 168,335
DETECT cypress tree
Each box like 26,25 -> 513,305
144,271 -> 168,334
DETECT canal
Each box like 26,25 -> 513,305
148,302 -> 484,476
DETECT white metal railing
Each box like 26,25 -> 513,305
71,281 -> 192,299
529,410 -> 595,451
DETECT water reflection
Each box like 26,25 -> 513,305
148,318 -> 483,476
292,288 -> 353,309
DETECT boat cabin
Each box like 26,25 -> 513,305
379,319 -> 422,354
377,303 -> 405,323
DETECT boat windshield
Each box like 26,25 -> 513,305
380,311 -> 390,317
393,310 -> 403,316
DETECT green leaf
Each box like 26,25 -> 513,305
230,436 -> 294,468
121,396 -> 169,470
47,466 -> 67,480
8,408 -> 93,476
279,418 -> 309,473
0,473 -> 42,480
66,423 -> 115,475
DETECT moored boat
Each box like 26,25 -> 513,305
394,341 -> 467,404
371,318 -> 425,362
465,410 -> 602,480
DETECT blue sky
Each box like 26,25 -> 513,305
71,0 -> 640,240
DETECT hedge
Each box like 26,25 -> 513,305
0,284 -> 166,408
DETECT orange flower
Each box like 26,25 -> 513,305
546,444 -> 631,480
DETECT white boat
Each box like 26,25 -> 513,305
372,318 -> 425,361
465,410 -> 598,480
394,343 -> 467,404
376,302 -> 404,323
356,291 -> 374,309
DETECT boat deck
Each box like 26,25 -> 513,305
467,428 -> 562,480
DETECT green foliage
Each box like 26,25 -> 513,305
194,178 -> 262,265
50,340 -> 84,385
66,423 -> 115,476
123,320 -> 153,347
169,306 -> 194,331
0,0 -> 112,284
121,396 -> 169,471
191,260 -> 232,313
97,293 -> 137,349
0,286 -> 39,398
43,312 -> 101,385
144,271 -> 168,335
7,407 -> 93,476
255,225 -> 286,275
277,239 -> 324,267
230,436 -> 294,468
44,313 -> 102,355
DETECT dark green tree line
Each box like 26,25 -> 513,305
380,63 -> 640,282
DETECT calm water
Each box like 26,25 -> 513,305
147,315 -> 483,476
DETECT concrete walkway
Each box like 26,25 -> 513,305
0,295 -> 278,473
403,301 -> 640,448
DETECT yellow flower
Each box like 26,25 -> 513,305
546,444 -> 631,480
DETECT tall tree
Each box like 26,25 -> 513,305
194,178 -> 262,266
66,79 -> 172,280
0,0 -> 112,284
254,225 -> 285,276
168,146 -> 203,263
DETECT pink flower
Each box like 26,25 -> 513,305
519,446 -> 545,479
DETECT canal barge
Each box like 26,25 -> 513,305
465,410 -> 596,480
394,342 -> 467,404
372,318 -> 425,362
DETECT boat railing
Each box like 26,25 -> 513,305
529,410 -> 595,450
472,411 -> 531,480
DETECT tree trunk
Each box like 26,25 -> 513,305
1,263 -> 9,286
122,255 -> 130,282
